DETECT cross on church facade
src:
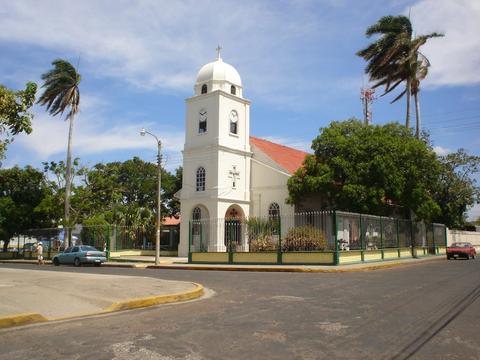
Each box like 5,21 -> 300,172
229,165 -> 240,189
216,45 -> 222,59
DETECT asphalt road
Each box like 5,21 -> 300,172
0,259 -> 479,360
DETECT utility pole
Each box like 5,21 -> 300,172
360,87 -> 376,125
140,128 -> 162,265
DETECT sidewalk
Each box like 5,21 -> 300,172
1,254 -> 445,272
0,267 -> 203,329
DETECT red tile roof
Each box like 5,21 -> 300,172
250,136 -> 309,175
162,216 -> 180,226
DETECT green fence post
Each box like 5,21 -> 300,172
106,226 -> 110,260
396,219 -> 400,258
334,211 -> 339,265
188,220 -> 192,263
444,225 -> 447,247
228,222 -> 233,264
432,224 -> 436,255
277,217 -> 282,265
380,217 -> 384,260
411,220 -> 415,258
359,214 -> 364,262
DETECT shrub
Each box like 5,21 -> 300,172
282,225 -> 327,251
249,234 -> 278,252
246,217 -> 279,252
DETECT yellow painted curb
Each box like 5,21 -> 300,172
0,283 -> 204,328
147,257 -> 444,273
0,313 -> 48,329
104,283 -> 204,312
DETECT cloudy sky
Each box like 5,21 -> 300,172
1,0 -> 479,219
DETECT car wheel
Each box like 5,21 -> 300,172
53,258 -> 60,266
74,257 -> 81,267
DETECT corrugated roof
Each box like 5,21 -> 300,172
250,136 -> 309,174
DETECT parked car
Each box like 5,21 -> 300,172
446,242 -> 476,260
52,245 -> 106,267
22,242 -> 37,252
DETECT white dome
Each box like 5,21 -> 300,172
195,58 -> 242,87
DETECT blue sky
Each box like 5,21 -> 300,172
1,0 -> 479,219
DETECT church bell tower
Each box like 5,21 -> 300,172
178,48 -> 252,256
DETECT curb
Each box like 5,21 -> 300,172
0,283 -> 204,329
104,282 -> 204,312
0,313 -> 48,329
147,256 -> 445,273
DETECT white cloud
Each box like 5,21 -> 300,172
0,1 -> 340,106
13,110 -> 184,160
262,136 -> 312,153
410,0 -> 480,87
433,145 -> 451,156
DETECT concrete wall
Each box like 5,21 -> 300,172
447,229 -> 480,250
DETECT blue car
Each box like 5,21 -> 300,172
52,245 -> 106,267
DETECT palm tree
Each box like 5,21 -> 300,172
357,16 -> 442,132
357,16 -> 414,127
37,59 -> 81,248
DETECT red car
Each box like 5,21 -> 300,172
447,242 -> 476,260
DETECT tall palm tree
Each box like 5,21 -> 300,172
37,59 -> 81,248
357,16 -> 442,132
357,16 -> 414,127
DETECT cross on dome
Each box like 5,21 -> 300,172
216,45 -> 222,60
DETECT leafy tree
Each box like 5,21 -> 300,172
433,149 -> 480,228
41,159 -> 88,227
0,82 -> 37,163
287,119 -> 441,221
37,59 -> 81,247
80,157 -> 182,226
0,166 -> 56,251
357,15 -> 442,134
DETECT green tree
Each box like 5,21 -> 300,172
0,166 -> 56,251
357,15 -> 442,134
0,82 -> 37,163
37,59 -> 81,247
41,159 -> 88,227
287,119 -> 441,221
80,157 -> 182,226
433,149 -> 480,228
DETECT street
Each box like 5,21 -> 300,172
0,259 -> 479,360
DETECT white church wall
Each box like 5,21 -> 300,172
184,94 -> 219,150
218,95 -> 250,152
250,158 -> 295,236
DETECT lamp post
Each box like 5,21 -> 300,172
140,128 -> 162,265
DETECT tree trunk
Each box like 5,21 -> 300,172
415,91 -> 421,139
405,78 -> 411,129
64,115 -> 75,249
2,239 -> 9,252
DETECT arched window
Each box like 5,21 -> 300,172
199,109 -> 207,133
192,207 -> 201,220
196,167 -> 206,191
268,202 -> 280,218
201,84 -> 207,94
230,85 -> 236,95
192,207 -> 202,239
229,110 -> 238,135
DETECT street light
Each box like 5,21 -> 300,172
140,128 -> 162,265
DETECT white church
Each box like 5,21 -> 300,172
177,50 -> 308,257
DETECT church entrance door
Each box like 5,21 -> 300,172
224,206 -> 244,252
